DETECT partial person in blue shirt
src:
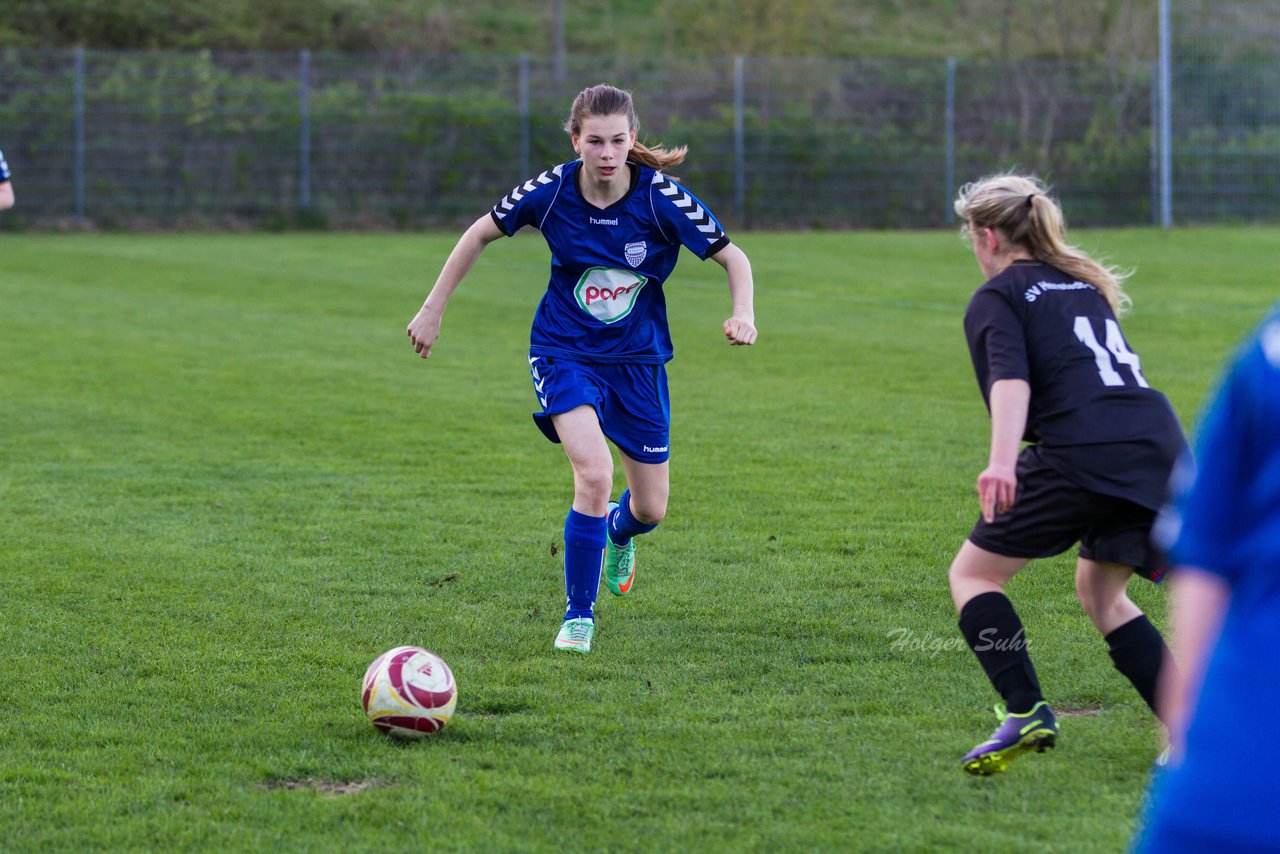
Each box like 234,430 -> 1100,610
1134,302 -> 1280,852
0,147 -> 14,210
406,83 -> 757,655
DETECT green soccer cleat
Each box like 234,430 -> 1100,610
604,501 -> 637,596
961,701 -> 1059,776
554,617 -> 595,654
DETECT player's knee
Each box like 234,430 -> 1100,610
947,550 -> 1014,605
948,555 -> 982,587
1074,574 -> 1115,620
631,499 -> 666,526
573,464 -> 614,506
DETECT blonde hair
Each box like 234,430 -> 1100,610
954,173 -> 1132,314
564,83 -> 687,172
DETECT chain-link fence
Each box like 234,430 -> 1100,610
1170,1 -> 1280,222
1,46 -> 1276,229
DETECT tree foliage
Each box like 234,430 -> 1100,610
2,0 -> 1169,60
1,0 -> 470,51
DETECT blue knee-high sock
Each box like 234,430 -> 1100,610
608,489 -> 659,548
563,509 -> 606,621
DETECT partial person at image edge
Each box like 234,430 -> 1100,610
0,147 -> 14,210
1134,302 -> 1280,853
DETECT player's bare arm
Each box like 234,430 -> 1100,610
979,379 -> 1029,522
1159,567 -> 1230,762
712,243 -> 756,346
407,214 -> 504,359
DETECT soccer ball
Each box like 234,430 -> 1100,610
361,646 -> 457,738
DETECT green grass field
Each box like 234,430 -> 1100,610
1,228 -> 1276,851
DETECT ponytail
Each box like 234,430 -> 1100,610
955,173 -> 1132,314
628,139 -> 687,171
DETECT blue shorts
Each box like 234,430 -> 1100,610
527,355 -> 671,464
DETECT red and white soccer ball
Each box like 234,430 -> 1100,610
361,646 -> 457,738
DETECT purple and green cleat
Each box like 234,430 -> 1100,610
962,701 -> 1059,775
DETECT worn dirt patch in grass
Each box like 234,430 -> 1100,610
262,779 -> 387,795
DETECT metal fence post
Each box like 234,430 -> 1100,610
1158,0 -> 1173,228
74,47 -> 85,222
1150,59 -> 1160,226
519,54 -> 531,180
944,57 -> 956,225
299,49 -> 312,211
733,55 -> 745,227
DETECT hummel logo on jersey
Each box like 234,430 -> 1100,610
624,241 -> 647,267
493,164 -> 564,221
590,216 -> 618,226
643,445 -> 668,454
575,267 -> 646,324
652,174 -> 725,242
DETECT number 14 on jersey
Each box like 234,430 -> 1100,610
1073,316 -> 1150,388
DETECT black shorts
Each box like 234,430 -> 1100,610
967,446 -> 1167,582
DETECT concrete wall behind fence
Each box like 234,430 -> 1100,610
1,50 -> 1276,229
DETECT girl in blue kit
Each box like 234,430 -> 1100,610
406,83 -> 757,654
1134,302 -> 1280,852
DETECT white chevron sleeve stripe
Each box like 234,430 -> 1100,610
652,173 -> 724,243
494,166 -> 564,220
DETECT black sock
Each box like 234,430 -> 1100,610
958,592 -> 1043,714
1105,614 -> 1170,719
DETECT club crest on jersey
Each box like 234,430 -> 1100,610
575,266 -> 647,324
624,241 -> 647,268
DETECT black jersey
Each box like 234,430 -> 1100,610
963,260 -> 1185,510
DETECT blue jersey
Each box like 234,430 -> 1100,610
490,160 -> 729,364
1139,303 -> 1280,851
1159,304 -> 1280,579
0,148 -> 10,182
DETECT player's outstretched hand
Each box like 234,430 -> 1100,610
723,315 -> 757,346
407,306 -> 442,359
976,464 -> 1017,524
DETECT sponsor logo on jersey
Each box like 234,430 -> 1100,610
590,216 -> 619,226
624,241 -> 647,267
1026,280 -> 1096,302
575,267 -> 647,324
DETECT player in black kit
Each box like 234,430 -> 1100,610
947,173 -> 1186,775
